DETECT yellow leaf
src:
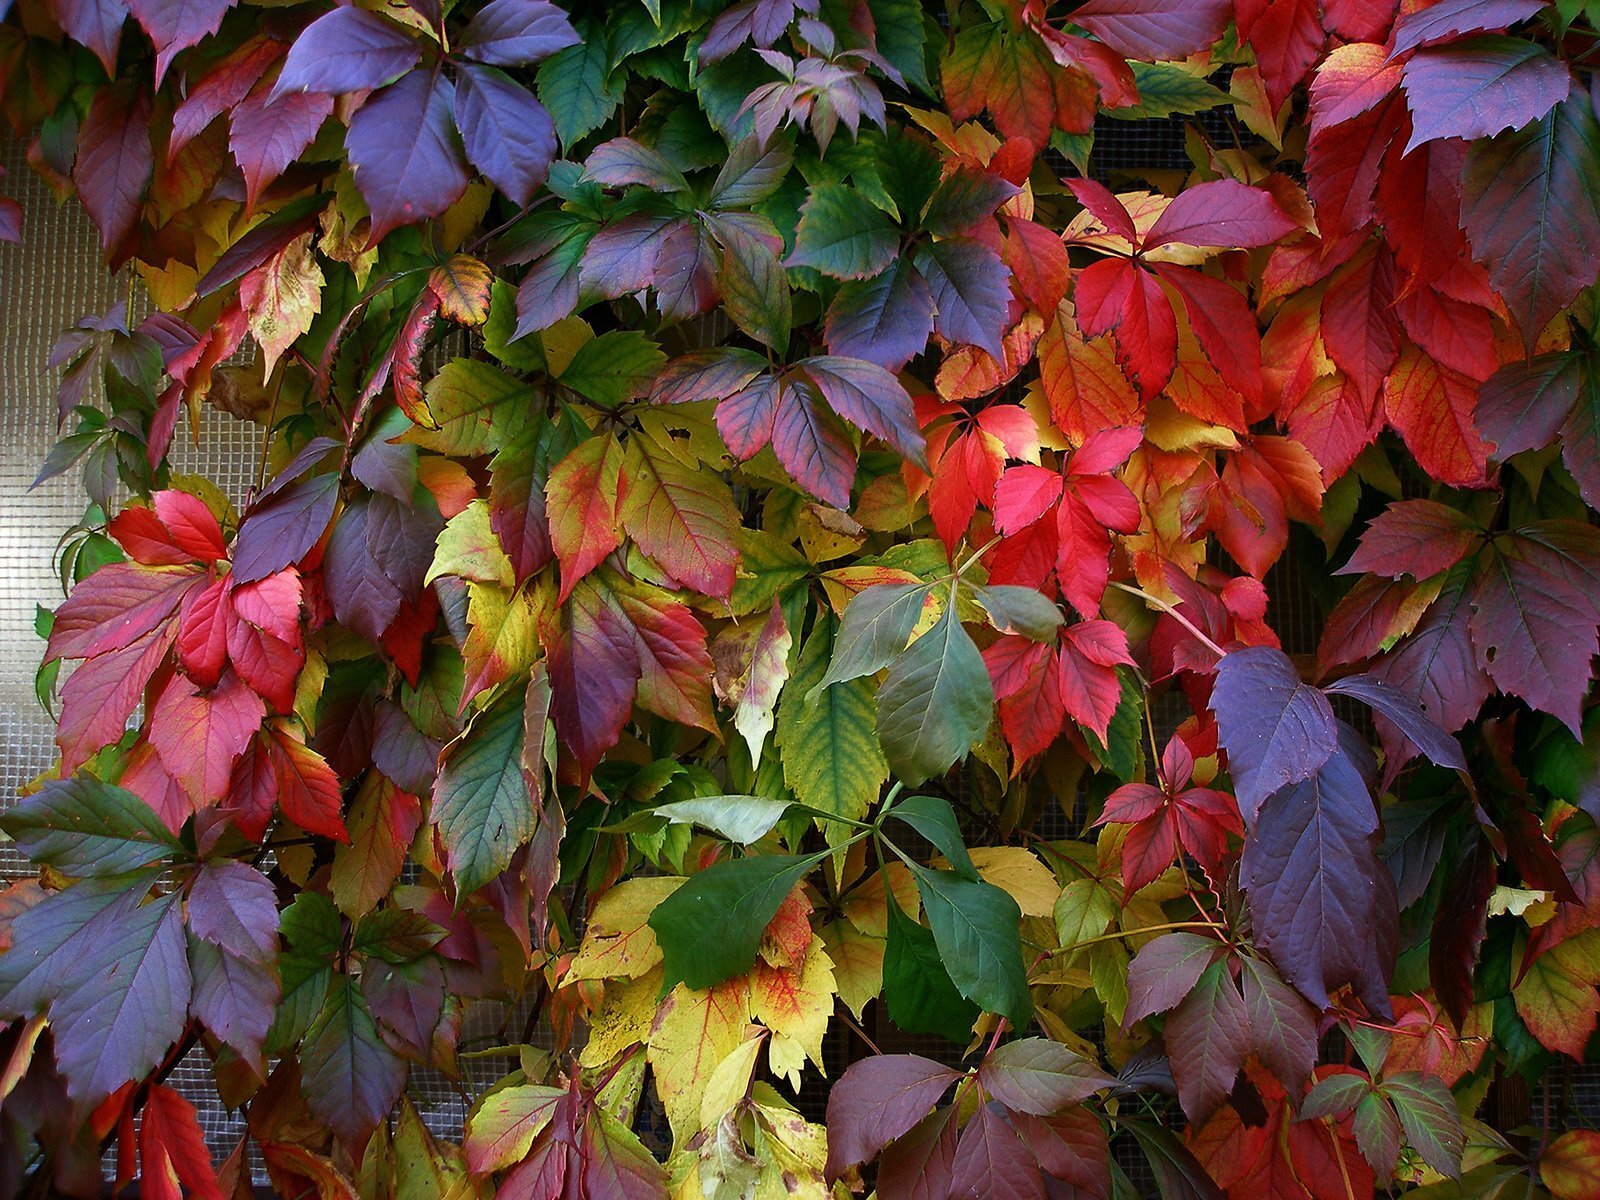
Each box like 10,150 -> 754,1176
751,939 -> 835,1089
647,978 -> 752,1150
751,1093 -> 830,1200
820,920 -> 883,1021
968,846 -> 1060,917
429,255 -> 493,326
579,970 -> 662,1070
241,230 -> 324,379
841,862 -> 917,937
566,877 -> 685,982
699,1034 -> 765,1125
428,500 -> 514,588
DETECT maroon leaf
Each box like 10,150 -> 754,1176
73,81 -> 153,255
977,1038 -> 1113,1115
877,1107 -> 960,1200
770,375 -> 858,509
547,577 -> 641,775
1340,498 -> 1481,580
1368,563 -> 1493,736
230,83 -> 334,209
169,35 -> 283,159
1125,932 -> 1224,1024
824,1054 -> 962,1178
345,72 -> 470,242
1142,179 -> 1296,250
1209,646 -> 1339,823
1165,959 -> 1250,1124
274,6 -> 419,95
950,1103 -> 1046,1200
323,501 -> 404,644
1429,836 -> 1496,1026
1239,956 -> 1317,1095
1069,0 -> 1230,59
454,64 -> 557,207
1477,352 -> 1582,458
458,0 -> 579,65
48,0 -> 128,76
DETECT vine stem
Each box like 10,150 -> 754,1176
1107,580 -> 1229,660
1048,920 -> 1226,956
838,1010 -> 882,1056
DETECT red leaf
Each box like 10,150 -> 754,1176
267,725 -> 347,840
149,671 -> 265,809
1057,620 -> 1131,740
1342,499 -> 1482,580
140,1085 -> 223,1200
169,36 -> 283,159
1400,36 -> 1570,151
73,82 -> 153,256
1282,373 -> 1382,482
1310,42 -> 1402,131
993,464 -> 1063,535
177,576 -> 230,687
1383,345 -> 1492,487
1306,93 -> 1404,242
1153,265 -> 1263,406
547,435 -> 623,601
1234,0 -> 1325,111
1073,258 -> 1175,399
547,576 -> 642,775
770,376 -> 858,510
1321,244 -> 1400,406
57,625 -> 176,773
49,563 -> 201,663
1064,178 -> 1139,244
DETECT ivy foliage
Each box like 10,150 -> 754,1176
4,0 -> 1600,1196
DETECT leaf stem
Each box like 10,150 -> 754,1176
1107,581 -> 1228,660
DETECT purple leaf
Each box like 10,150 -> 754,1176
125,0 -> 236,83
300,975 -> 407,1145
232,469 -> 339,584
877,1106 -> 960,1200
188,935 -> 278,1073
1400,36 -> 1569,151
1477,352 -> 1582,458
458,0 -> 579,65
1069,0 -> 1231,60
1240,730 -> 1396,1013
274,6 -> 420,96
799,356 -> 928,469
913,237 -> 1011,362
1209,646 -> 1339,824
324,500 -> 405,643
73,81 -> 153,255
825,261 -> 936,371
1339,498 -> 1483,580
0,196 -> 19,244
187,860 -> 280,962
455,63 -> 558,206
1124,932 -> 1224,1024
1393,0 -> 1548,55
0,876 -> 191,1105
770,376 -> 857,509
582,136 -> 689,192
371,700 -> 442,796
345,72 -> 470,241
48,0 -> 128,77
1324,673 -> 1468,772
824,1054 -> 962,1178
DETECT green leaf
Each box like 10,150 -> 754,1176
887,794 -> 977,881
910,865 -> 1030,1029
777,626 -> 888,835
483,279 -> 547,371
407,359 -> 531,456
648,851 -> 827,989
867,0 -> 933,94
787,184 -> 900,280
1108,63 -> 1227,119
815,583 -> 930,692
883,886 -> 980,1041
0,777 -> 180,877
432,693 -> 534,897
875,601 -> 995,786
1382,1073 -> 1466,1179
558,331 -> 666,408
972,584 -> 1064,641
631,794 -> 797,844
537,23 -> 622,149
